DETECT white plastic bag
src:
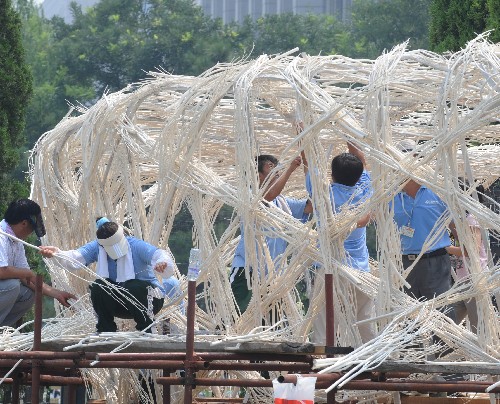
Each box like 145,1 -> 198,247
273,374 -> 317,404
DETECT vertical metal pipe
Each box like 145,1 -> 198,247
12,375 -> 20,404
184,280 -> 197,404
31,274 -> 43,404
163,369 -> 171,404
324,273 -> 335,348
68,384 -> 77,403
324,273 -> 336,404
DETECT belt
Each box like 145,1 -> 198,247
402,247 -> 447,261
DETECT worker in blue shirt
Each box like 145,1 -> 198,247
41,218 -> 175,333
304,135 -> 374,344
392,140 -> 455,321
230,154 -> 312,314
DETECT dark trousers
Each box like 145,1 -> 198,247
230,267 -> 252,314
403,253 -> 456,359
90,278 -> 164,332
403,253 -> 456,322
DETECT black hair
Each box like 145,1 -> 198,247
331,153 -> 363,186
4,199 -> 42,225
96,221 -> 119,239
256,154 -> 278,174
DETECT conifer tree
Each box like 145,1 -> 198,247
0,0 -> 32,213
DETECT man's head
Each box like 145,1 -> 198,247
256,154 -> 279,185
4,199 -> 46,238
96,219 -> 128,260
331,153 -> 363,186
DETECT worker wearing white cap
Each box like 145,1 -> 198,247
41,217 -> 175,333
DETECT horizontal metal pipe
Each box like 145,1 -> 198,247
157,375 -> 500,394
95,352 -> 313,363
343,380 -> 500,393
0,351 -> 92,360
157,377 -> 273,388
279,374 -> 495,387
0,375 -> 83,386
1,359 -> 201,370
191,399 -> 243,403
38,375 -> 84,385
206,362 -> 310,372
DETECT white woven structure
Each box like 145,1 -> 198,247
16,35 -> 500,402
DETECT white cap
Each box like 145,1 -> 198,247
396,139 -> 417,153
97,225 -> 128,260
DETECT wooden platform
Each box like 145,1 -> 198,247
40,336 -> 320,354
39,335 -> 351,355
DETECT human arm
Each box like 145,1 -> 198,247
40,283 -> 76,307
300,151 -> 309,175
39,246 -> 87,270
151,249 -> 175,279
295,122 -> 309,175
303,199 -> 313,214
445,245 -> 466,257
347,141 -> 366,167
263,156 -> 302,202
0,266 -> 37,283
356,213 -> 371,228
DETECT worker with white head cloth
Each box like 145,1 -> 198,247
41,217 -> 175,333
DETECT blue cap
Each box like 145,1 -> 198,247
96,217 -> 110,229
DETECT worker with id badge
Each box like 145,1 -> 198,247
392,181 -> 455,318
391,140 -> 455,321
391,178 -> 455,322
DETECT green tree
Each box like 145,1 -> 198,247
54,0 -> 238,94
429,0 -> 490,52
351,0 -> 432,58
136,0 -> 238,76
14,0 -> 95,175
0,0 -> 32,213
235,13 -> 357,58
487,0 -> 500,43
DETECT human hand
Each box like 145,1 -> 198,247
39,246 -> 59,258
154,261 -> 168,274
289,156 -> 302,171
53,290 -> 76,307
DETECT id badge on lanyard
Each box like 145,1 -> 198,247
400,193 -> 415,238
401,225 -> 415,238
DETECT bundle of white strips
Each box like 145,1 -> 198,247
5,34 -> 498,403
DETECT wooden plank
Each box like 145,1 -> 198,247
40,338 -> 318,354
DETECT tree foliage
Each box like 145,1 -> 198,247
52,0 -> 238,93
350,0 -> 432,58
429,0 -> 496,52
237,13 -> 352,57
0,0 -> 32,213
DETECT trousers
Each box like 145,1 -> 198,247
90,278 -> 164,332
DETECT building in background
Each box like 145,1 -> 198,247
42,0 -> 352,24
194,0 -> 352,24
41,0 -> 98,22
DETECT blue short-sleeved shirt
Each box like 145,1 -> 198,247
306,170 -> 372,272
78,236 -> 163,290
231,197 -> 308,270
391,186 -> 451,255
